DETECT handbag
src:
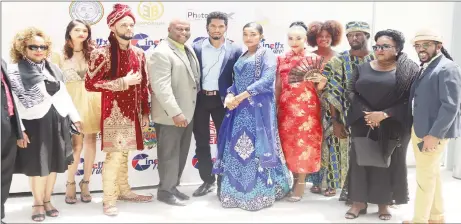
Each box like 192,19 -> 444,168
70,121 -> 81,135
352,128 -> 399,168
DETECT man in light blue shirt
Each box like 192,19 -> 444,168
191,11 -> 242,197
201,38 -> 226,91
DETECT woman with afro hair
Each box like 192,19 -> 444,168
306,20 -> 347,198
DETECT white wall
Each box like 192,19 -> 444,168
1,2 -> 456,192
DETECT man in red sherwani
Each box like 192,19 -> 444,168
85,3 -> 152,216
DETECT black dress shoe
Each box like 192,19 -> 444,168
173,188 -> 190,200
157,193 -> 186,206
193,182 -> 216,197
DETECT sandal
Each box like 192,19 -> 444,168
118,192 -> 153,203
379,213 -> 392,220
378,205 -> 392,221
43,201 -> 59,217
310,185 -> 321,194
31,204 -> 45,222
65,181 -> 77,204
324,188 -> 336,197
286,182 -> 305,202
345,204 -> 368,219
103,204 -> 119,216
79,180 -> 92,203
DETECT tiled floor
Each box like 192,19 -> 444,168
3,167 -> 461,223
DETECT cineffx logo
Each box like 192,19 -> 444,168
132,153 -> 158,171
261,38 -> 284,54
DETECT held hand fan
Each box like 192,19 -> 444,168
288,56 -> 325,84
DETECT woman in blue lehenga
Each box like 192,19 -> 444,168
212,22 -> 291,211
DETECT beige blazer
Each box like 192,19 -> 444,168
148,38 -> 200,125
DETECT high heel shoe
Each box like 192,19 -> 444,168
65,181 -> 77,204
79,180 -> 92,203
31,204 -> 45,222
43,201 -> 59,217
345,204 -> 368,219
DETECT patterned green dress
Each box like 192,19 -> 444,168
308,51 -> 375,196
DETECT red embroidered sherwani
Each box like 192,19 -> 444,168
85,44 -> 150,152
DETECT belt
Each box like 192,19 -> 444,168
202,90 -> 218,96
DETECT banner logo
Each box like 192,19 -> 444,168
210,120 -> 217,145
75,158 -> 104,175
137,1 -> 166,26
69,1 -> 104,25
187,11 -> 235,21
143,122 -> 157,150
261,38 -> 284,54
131,33 -> 164,51
132,153 -> 158,171
191,155 -> 216,169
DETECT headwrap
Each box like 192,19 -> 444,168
107,3 -> 136,28
345,21 -> 370,34
106,3 -> 136,79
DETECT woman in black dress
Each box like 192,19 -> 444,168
8,27 -> 81,222
344,29 -> 419,221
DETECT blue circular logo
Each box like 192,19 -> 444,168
132,153 -> 157,171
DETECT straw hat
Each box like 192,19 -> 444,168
412,29 -> 443,44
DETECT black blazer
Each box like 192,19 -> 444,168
1,59 -> 23,140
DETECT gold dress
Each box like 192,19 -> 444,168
61,62 -> 101,134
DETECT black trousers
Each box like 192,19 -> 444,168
1,115 -> 18,219
192,92 -> 225,184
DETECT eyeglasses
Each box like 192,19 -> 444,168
372,44 -> 394,51
413,42 -> 435,50
27,45 -> 49,51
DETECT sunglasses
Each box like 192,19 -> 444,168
372,44 -> 395,51
27,45 -> 49,51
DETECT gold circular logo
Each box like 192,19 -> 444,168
137,1 -> 164,21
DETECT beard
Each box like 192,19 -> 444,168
118,34 -> 133,41
350,41 -> 365,50
115,29 -> 133,41
418,51 -> 437,63
211,36 -> 221,40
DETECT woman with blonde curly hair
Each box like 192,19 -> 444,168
305,20 -> 346,197
7,27 -> 81,222
52,19 -> 100,205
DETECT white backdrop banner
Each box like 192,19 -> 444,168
3,1 -> 374,194
4,1 -> 454,194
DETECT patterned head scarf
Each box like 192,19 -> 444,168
345,21 -> 370,35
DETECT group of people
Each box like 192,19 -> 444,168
1,3 -> 460,224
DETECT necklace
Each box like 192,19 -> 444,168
73,50 -> 83,53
